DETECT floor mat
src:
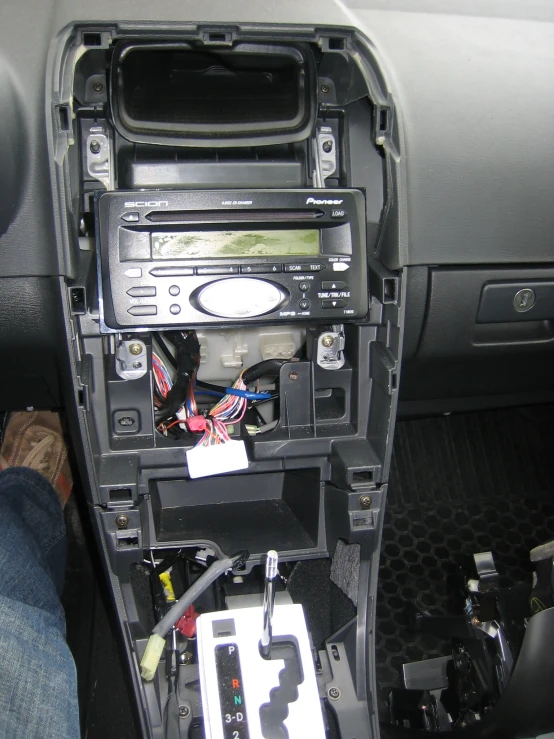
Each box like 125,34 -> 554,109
376,406 -> 554,692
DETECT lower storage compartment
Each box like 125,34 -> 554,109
149,468 -> 322,554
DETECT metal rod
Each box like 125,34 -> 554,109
261,550 -> 279,658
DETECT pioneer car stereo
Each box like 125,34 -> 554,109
97,189 -> 368,330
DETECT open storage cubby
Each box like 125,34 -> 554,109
147,468 -> 322,553
110,41 -> 317,147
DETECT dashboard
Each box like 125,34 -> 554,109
0,0 -> 553,413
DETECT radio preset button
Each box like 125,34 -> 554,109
124,268 -> 142,278
127,286 -> 156,297
298,281 -> 310,293
299,299 -> 310,310
121,212 -> 140,222
196,265 -> 240,276
127,305 -> 157,316
240,264 -> 282,275
169,304 -> 181,315
284,263 -> 324,273
321,299 -> 348,309
321,281 -> 348,291
150,266 -> 194,277
169,285 -> 180,296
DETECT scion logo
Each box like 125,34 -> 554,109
124,200 -> 169,208
306,197 -> 344,205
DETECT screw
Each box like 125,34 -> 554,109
115,513 -> 129,530
93,81 -> 104,93
179,651 -> 193,665
472,617 -> 481,627
328,686 -> 341,700
89,139 -> 101,154
129,343 -> 143,356
322,139 -> 333,153
359,494 -> 372,509
320,84 -> 330,94
288,371 -> 298,381
132,361 -> 142,369
179,705 -> 190,718
321,335 -> 335,348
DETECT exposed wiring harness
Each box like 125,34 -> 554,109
155,331 -> 200,427
194,370 -> 249,447
140,549 -> 249,681
152,352 -> 172,405
152,332 -> 292,440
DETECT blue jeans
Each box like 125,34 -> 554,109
0,468 -> 79,738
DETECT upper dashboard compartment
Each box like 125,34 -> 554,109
110,41 -> 317,147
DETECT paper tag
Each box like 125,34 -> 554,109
186,440 -> 249,479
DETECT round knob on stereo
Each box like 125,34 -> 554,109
193,278 -> 287,319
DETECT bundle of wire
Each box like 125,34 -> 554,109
152,359 -> 191,434
152,335 -> 282,439
152,353 -> 172,408
153,331 -> 202,433
194,371 -> 249,447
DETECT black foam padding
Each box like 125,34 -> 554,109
286,559 -> 331,651
376,406 -> 554,694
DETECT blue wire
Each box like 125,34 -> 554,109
192,381 -> 270,401
225,388 -> 272,400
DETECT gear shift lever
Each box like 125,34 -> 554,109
261,549 -> 278,658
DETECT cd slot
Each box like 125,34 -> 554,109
145,209 -> 324,224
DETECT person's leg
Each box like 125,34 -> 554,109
0,413 -> 79,739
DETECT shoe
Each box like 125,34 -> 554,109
0,411 -> 73,508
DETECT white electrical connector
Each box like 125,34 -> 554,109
195,327 -> 305,383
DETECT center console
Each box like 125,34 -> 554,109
47,21 -> 403,739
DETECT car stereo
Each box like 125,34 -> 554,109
97,189 -> 368,330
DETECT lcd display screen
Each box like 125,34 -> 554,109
151,229 -> 320,259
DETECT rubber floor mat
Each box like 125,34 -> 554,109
376,406 -> 554,691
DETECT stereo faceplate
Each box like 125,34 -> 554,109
97,189 -> 368,331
